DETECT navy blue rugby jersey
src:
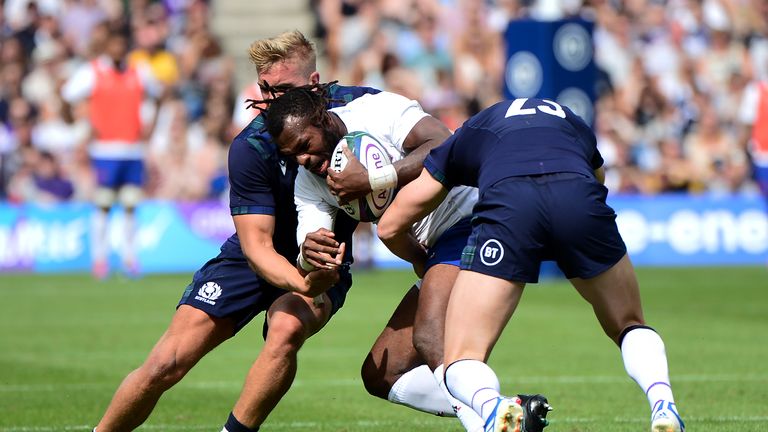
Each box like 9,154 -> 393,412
424,98 -> 603,192
220,84 -> 380,262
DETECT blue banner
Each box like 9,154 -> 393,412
0,196 -> 766,274
0,201 -> 229,273
504,18 -> 596,125
609,195 -> 768,266
371,194 -> 768,268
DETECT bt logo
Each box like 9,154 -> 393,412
480,239 -> 504,266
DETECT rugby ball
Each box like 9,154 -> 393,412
330,132 -> 396,222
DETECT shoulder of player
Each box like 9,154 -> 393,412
327,84 -> 381,106
231,120 -> 278,162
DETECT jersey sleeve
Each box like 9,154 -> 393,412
738,82 -> 760,125
294,167 -> 338,247
565,106 -> 604,170
424,131 -> 459,187
61,63 -> 95,103
228,134 -> 277,216
377,92 -> 430,153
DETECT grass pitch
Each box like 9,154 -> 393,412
1,266 -> 767,431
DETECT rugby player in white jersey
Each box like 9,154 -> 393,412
261,84 -> 485,432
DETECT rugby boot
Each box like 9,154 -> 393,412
651,400 -> 685,432
483,394 -> 552,432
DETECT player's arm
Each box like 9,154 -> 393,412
234,214 -> 334,297
295,169 -> 345,270
377,168 -> 449,274
395,115 -> 452,185
327,112 -> 451,204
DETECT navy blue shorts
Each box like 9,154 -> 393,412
178,255 -> 352,336
425,217 -> 472,270
93,158 -> 144,188
460,173 -> 626,283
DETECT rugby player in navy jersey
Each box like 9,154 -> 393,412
378,98 -> 685,432
92,31 -> 379,432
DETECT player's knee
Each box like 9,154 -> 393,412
264,314 -> 308,355
140,353 -> 191,390
412,326 -> 442,369
360,352 -> 391,400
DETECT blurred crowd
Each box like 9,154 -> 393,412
0,0 -> 233,204
311,0 -> 767,196
1,0 -> 766,207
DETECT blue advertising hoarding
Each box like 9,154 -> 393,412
504,18 -> 596,125
0,196 -> 766,274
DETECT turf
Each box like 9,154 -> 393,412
1,266 -> 767,431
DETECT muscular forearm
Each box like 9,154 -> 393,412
244,245 -> 307,293
380,230 -> 426,267
392,143 -> 433,187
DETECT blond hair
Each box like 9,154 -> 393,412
248,30 -> 317,76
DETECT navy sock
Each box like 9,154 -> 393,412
222,412 -> 259,432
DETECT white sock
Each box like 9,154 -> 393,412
388,364 -> 455,416
444,360 -> 501,422
91,211 -> 108,262
434,364 -> 485,432
122,211 -> 136,265
621,327 -> 676,410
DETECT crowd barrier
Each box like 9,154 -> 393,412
0,195 -> 766,274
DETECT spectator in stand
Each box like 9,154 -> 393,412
13,150 -> 74,203
61,28 -> 162,278
128,4 -> 180,88
685,104 -> 749,194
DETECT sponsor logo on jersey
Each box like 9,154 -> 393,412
195,281 -> 222,305
479,239 -> 504,266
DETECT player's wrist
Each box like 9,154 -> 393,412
368,164 -> 398,190
297,251 -> 316,272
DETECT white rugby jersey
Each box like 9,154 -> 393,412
295,91 -> 478,248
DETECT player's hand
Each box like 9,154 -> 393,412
303,268 -> 339,297
326,146 -> 371,204
302,228 -> 346,269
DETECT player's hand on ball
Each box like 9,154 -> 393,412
327,146 -> 371,204
304,268 -> 339,297
303,228 -> 346,269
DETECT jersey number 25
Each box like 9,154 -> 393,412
505,98 -> 566,119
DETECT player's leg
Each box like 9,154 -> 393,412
226,291 -> 333,430
361,284 -> 420,398
442,179 -> 554,432
116,159 -> 144,276
443,271 -> 550,432
361,285 -> 456,415
417,263 -> 485,431
96,305 -> 234,431
90,158 -> 121,279
556,175 -> 683,431
570,255 -> 684,431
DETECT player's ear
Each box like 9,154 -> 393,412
309,71 -> 320,85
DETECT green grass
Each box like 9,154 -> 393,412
1,267 -> 767,431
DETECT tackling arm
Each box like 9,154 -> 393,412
234,213 -> 328,296
377,168 -> 449,274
